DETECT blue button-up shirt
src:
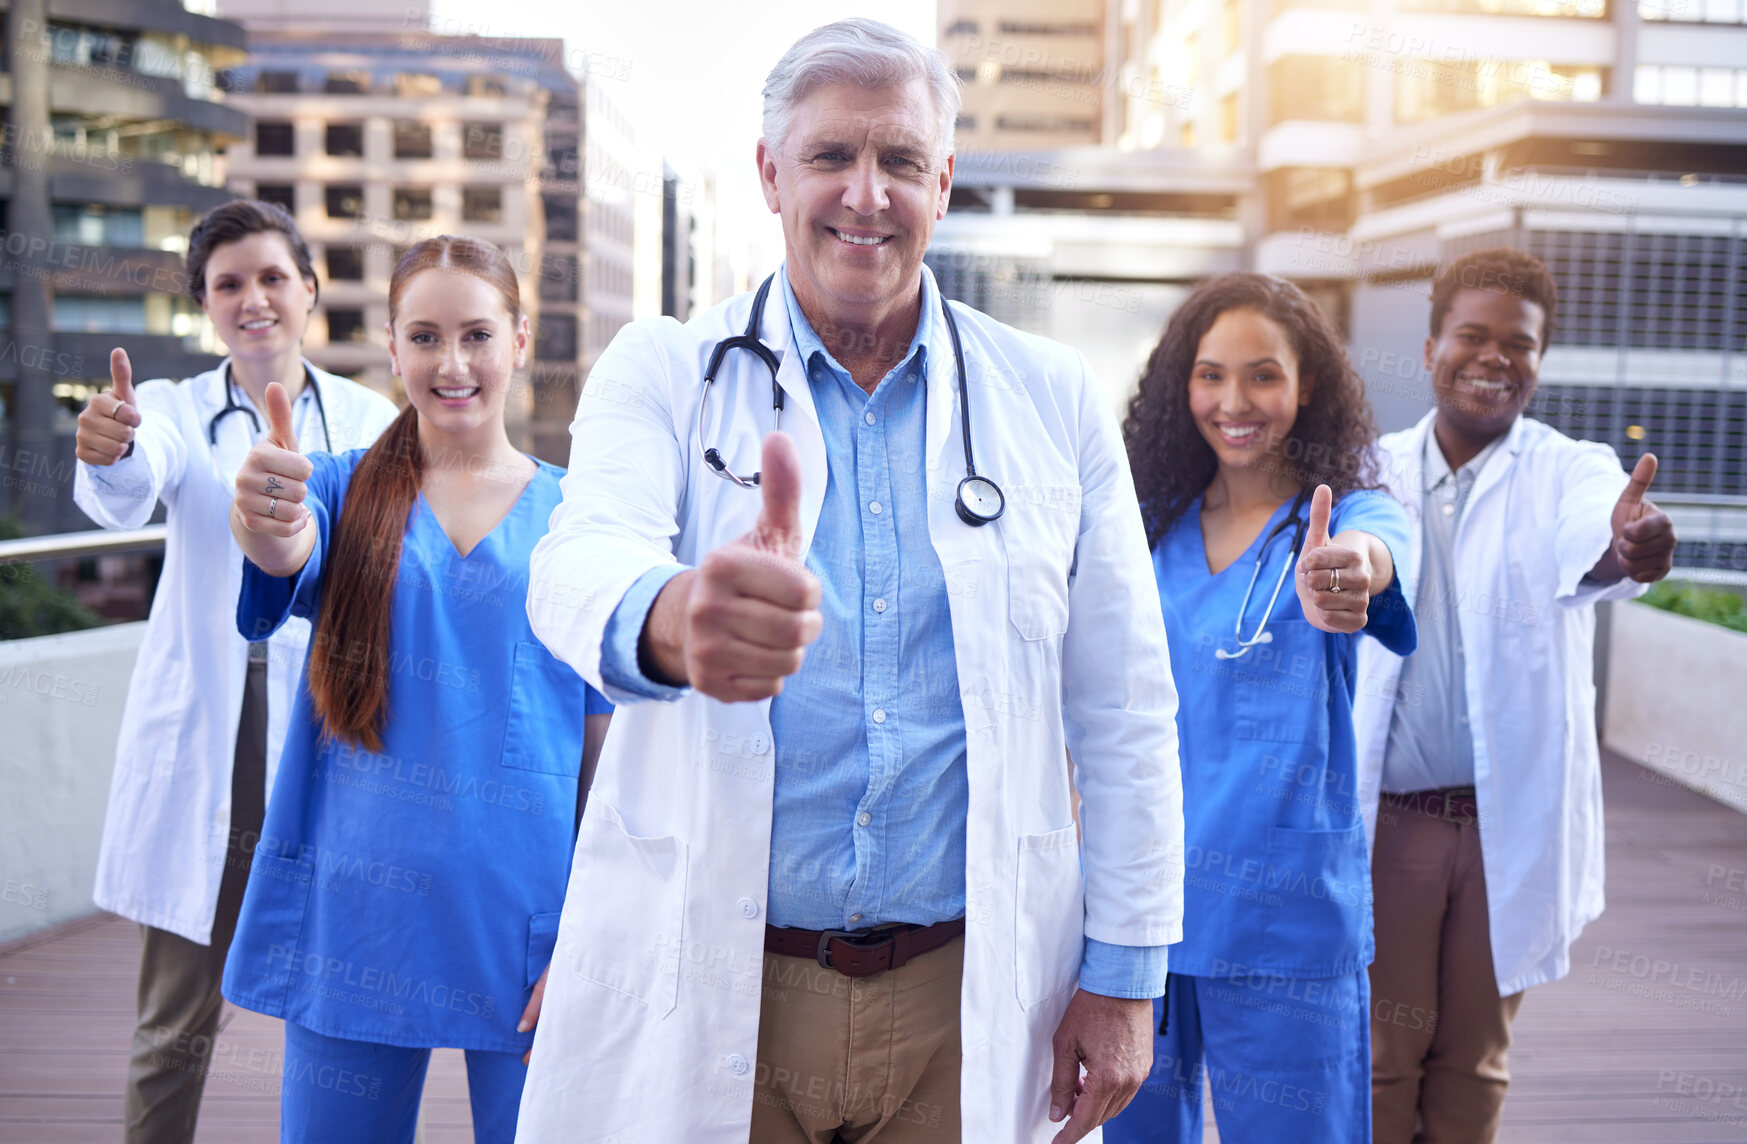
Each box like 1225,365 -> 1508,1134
598,268 -> 1165,999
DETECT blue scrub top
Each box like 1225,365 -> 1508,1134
1155,488 -> 1415,979
223,449 -> 611,1053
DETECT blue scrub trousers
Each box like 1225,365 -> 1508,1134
1104,969 -> 1371,1144
280,1020 -> 527,1144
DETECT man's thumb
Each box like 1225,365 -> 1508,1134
110,348 -> 135,406
265,382 -> 297,449
1620,452 -> 1657,509
1306,484 -> 1333,550
753,431 -> 805,557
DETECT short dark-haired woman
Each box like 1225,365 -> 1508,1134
72,200 -> 399,1143
1104,273 -> 1417,1144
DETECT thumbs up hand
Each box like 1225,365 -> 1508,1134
1295,484 -> 1375,635
1599,453 -> 1676,584
232,381 -> 314,539
75,348 -> 143,466
681,432 -> 823,703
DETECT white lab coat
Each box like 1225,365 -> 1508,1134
1354,412 -> 1645,996
74,360 -> 398,945
518,268 -> 1184,1143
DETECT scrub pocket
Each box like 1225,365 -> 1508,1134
228,850 -> 315,1009
1258,823 -> 1369,976
501,640 -> 587,776
527,911 -> 561,987
1014,826 -> 1084,1009
567,802 -> 687,1017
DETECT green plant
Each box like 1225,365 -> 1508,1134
0,518 -> 102,640
1639,579 -> 1747,635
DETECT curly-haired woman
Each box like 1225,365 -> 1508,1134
1104,273 -> 1417,1144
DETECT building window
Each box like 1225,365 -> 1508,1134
326,308 -> 367,345
52,203 -> 144,246
1396,61 -> 1605,123
463,187 -> 502,223
1635,64 -> 1747,106
1640,0 -> 1744,20
997,21 -> 1098,34
1220,93 -> 1239,143
944,19 -> 977,34
543,194 -> 577,241
257,70 -> 299,93
256,183 -> 295,212
1268,56 -> 1364,124
995,115 -> 1097,133
393,121 -> 433,159
325,122 -> 364,157
541,253 -> 579,302
326,246 -> 364,282
256,121 -> 295,157
394,72 -> 443,97
1401,0 -> 1607,13
393,187 -> 433,221
465,75 -> 507,97
463,123 -> 505,161
325,185 -> 364,219
52,295 -> 148,334
535,313 -> 577,361
324,70 -> 370,94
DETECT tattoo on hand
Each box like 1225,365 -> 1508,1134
266,476 -> 283,494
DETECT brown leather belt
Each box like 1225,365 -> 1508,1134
1383,785 -> 1479,826
764,918 -> 966,978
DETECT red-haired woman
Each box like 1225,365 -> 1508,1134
223,236 -> 609,1142
71,200 -> 399,1143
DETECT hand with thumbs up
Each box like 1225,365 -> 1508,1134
230,381 -> 318,577
1295,484 -> 1388,635
75,348 -> 143,466
1589,453 -> 1677,584
638,433 -> 824,703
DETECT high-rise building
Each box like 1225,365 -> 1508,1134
940,0 -> 1118,151
0,0 -> 247,531
219,7 -> 638,462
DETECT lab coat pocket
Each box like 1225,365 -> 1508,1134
501,641 -> 588,776
1014,825 -> 1084,1009
999,504 -> 1077,641
568,802 -> 687,1017
1260,823 -> 1369,975
526,911 -> 561,988
1232,620 -> 1331,746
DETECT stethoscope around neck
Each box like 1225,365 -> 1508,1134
207,360 -> 332,452
696,274 -> 1006,527
1214,488 -> 1312,660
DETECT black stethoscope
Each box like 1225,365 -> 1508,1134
207,360 -> 332,452
697,274 -> 1006,526
1214,488 -> 1312,661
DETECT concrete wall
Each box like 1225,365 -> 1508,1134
1603,601 -> 1747,815
0,623 -> 143,945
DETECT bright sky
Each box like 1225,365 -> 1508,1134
428,0 -> 939,273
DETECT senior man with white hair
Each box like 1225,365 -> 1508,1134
516,19 -> 1184,1144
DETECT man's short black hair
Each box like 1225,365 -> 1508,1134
1429,247 -> 1558,348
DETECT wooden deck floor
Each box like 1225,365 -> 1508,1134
1,750 -> 1743,1143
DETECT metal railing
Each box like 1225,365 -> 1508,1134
0,525 -> 167,565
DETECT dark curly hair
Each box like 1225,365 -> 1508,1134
1429,247 -> 1559,347
1123,272 -> 1381,547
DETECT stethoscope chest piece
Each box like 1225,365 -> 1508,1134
955,474 -> 1005,526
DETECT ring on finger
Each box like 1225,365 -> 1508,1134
1330,567 -> 1342,594
109,400 -> 125,421
267,496 -> 278,519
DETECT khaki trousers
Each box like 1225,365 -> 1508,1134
124,658 -> 268,1144
1369,793 -> 1526,1144
751,933 -> 963,1143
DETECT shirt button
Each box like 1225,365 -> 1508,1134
737,897 -> 759,919
869,501 -> 883,515
872,709 -> 886,724
725,1053 -> 750,1076
849,913 -> 863,923
1442,503 -> 1455,516
865,411 -> 876,425
873,598 -> 887,613
857,812 -> 872,827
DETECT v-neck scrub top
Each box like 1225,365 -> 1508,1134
222,448 -> 610,1052
1155,489 -> 1415,979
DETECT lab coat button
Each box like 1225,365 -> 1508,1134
750,733 -> 771,755
726,1053 -> 750,1076
737,897 -> 759,919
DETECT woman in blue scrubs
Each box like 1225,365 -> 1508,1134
223,235 -> 610,1143
1106,273 -> 1415,1144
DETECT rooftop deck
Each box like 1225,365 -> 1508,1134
1,750 -> 1743,1143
